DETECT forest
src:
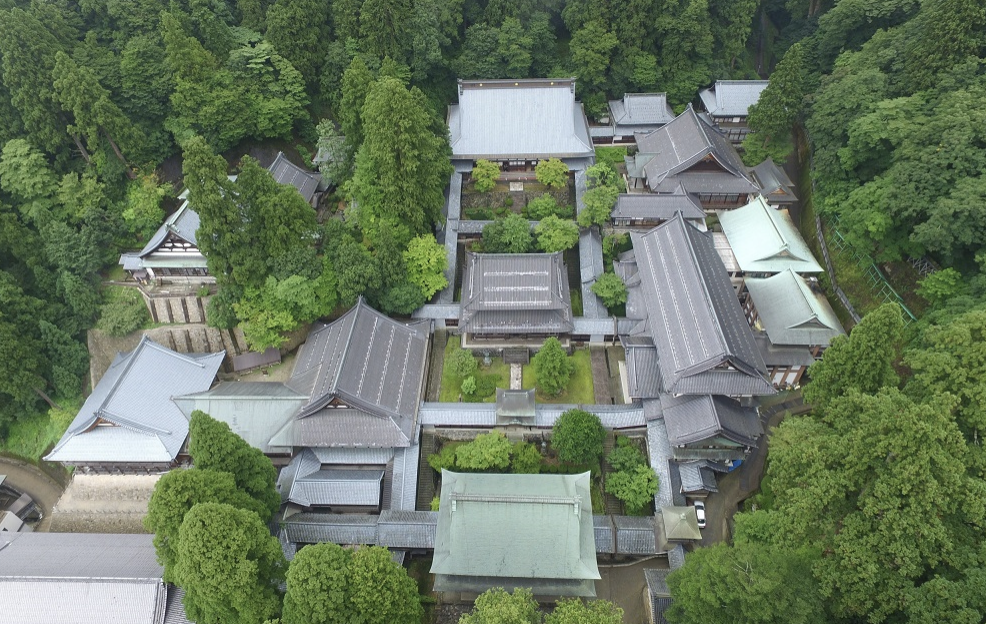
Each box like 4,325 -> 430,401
1,0 -> 986,619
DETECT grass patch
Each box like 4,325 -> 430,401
439,335 -> 510,403
571,289 -> 583,317
522,349 -> 594,404
1,397 -> 82,462
594,146 -> 627,169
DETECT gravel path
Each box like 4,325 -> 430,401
0,457 -> 67,532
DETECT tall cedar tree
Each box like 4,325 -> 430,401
349,77 -> 453,249
144,468 -> 263,582
173,503 -> 285,624
532,337 -> 575,396
188,410 -> 280,520
742,43 -> 805,163
551,408 -> 606,465
264,0 -> 329,91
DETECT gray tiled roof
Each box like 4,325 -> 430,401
612,192 -> 706,221
283,449 -> 384,507
0,533 -> 168,624
751,157 -> 796,203
623,340 -> 662,399
437,173 -> 462,305
286,299 -> 431,446
282,513 -> 379,545
312,447 -> 396,465
268,151 -> 320,204
164,586 -> 194,624
418,403 -> 646,430
645,568 -> 672,624
698,80 -> 769,118
662,394 -> 763,448
460,252 -> 574,335
646,418 -> 675,509
677,461 -> 719,493
614,516 -> 658,554
628,216 -> 774,397
449,79 -> 595,160
633,106 -> 754,193
376,510 -> 439,549
609,93 -> 675,131
754,333 -> 815,368
717,196 -> 822,274
593,515 -> 615,554
412,304 -> 461,320
389,443 -> 420,511
571,317 -> 638,337
578,185 -> 607,321
46,337 -> 224,464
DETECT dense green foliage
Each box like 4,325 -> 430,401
283,543 -> 352,624
460,590 -> 623,624
403,234 -> 449,299
483,213 -> 533,253
448,348 -> 479,378
604,464 -> 657,515
524,195 -> 573,220
455,431 -> 513,471
534,215 -> 579,253
188,410 -> 280,520
535,157 -> 569,189
145,468 -> 262,582
173,503 -> 286,624
590,273 -> 627,309
551,408 -> 605,465
472,159 -> 501,192
531,337 -> 574,396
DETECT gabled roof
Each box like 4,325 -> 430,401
698,80 -> 769,118
612,191 -> 706,222
751,158 -> 796,203
431,471 -> 599,597
0,533 -> 171,624
632,105 -> 755,193
449,79 -> 594,160
174,382 -> 306,454
661,394 -> 763,448
718,195 -> 822,273
284,299 -> 431,447
676,461 -> 719,493
460,252 -> 574,335
137,202 -> 200,257
268,151 -> 321,204
46,337 -> 224,464
283,449 -> 384,507
609,93 -> 675,129
627,216 -> 774,396
745,270 -> 845,347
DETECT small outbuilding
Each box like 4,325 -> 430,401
698,80 -> 770,143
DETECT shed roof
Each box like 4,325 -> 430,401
431,471 -> 599,591
286,298 -> 431,447
460,252 -> 574,335
268,151 -> 321,204
0,533 -> 169,624
632,106 -> 755,193
608,93 -> 675,130
718,196 -> 822,273
449,79 -> 594,160
662,394 -> 763,448
46,337 -> 224,464
627,216 -> 774,396
745,270 -> 845,347
698,80 -> 769,118
611,192 -> 706,222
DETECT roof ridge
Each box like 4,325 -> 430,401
86,336 -> 154,424
98,409 -> 172,436
327,299 -> 363,397
672,215 -> 731,366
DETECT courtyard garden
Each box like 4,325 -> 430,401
439,336 -> 595,404
425,410 -> 657,516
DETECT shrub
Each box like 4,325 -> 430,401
461,375 -> 477,396
472,373 -> 499,399
98,289 -> 150,336
472,159 -> 500,192
525,195 -> 572,220
605,464 -> 658,515
430,496 -> 440,511
535,157 -> 569,189
591,273 -> 628,309
483,213 -> 532,253
511,442 -> 543,474
531,337 -> 574,396
448,348 -> 478,378
456,431 -> 512,471
196,285 -> 211,298
534,215 -> 580,253
606,437 -> 645,472
427,444 -> 458,472
504,196 -> 514,207
577,185 -> 618,228
586,162 -> 621,191
552,408 -> 606,465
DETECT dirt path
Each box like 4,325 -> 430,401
0,457 -> 67,532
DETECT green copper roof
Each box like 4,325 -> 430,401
431,471 -> 600,588
745,269 -> 846,347
718,195 -> 823,274
661,506 -> 702,541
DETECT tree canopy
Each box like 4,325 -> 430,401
551,408 -> 605,465
532,337 -> 575,396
